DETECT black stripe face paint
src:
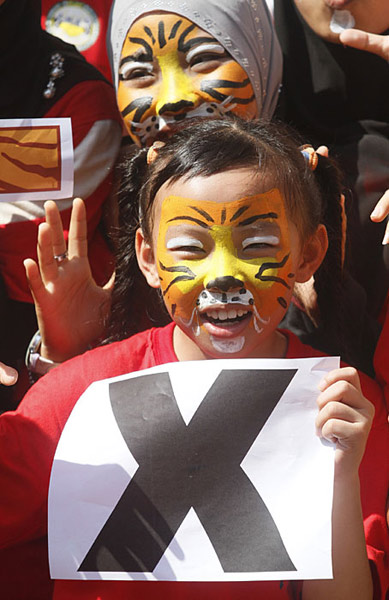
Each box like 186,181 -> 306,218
117,14 -> 257,146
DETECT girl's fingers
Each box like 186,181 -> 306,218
37,222 -> 59,285
319,418 -> 366,447
44,200 -> 67,257
67,198 -> 88,259
317,379 -> 372,414
316,400 -> 367,433
318,366 -> 362,395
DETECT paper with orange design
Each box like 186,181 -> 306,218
0,118 -> 73,202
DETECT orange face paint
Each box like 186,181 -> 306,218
156,189 -> 294,355
117,13 -> 257,145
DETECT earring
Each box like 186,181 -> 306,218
43,53 -> 65,99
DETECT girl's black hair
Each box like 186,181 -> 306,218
106,116 -> 346,359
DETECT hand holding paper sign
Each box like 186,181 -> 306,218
24,198 -> 114,363
304,366 -> 375,600
316,366 -> 374,475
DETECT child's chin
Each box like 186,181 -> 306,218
207,334 -> 246,356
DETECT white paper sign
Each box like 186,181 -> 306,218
0,118 -> 73,202
48,356 -> 339,582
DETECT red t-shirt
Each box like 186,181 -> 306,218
0,324 -> 387,600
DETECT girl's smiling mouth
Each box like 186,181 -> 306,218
200,306 -> 252,339
196,287 -> 255,337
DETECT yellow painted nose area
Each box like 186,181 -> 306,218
203,227 -> 243,288
155,51 -> 198,114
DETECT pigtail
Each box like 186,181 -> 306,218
105,147 -> 170,343
310,154 -> 347,358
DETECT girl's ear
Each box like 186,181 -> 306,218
295,224 -> 328,283
135,228 -> 160,289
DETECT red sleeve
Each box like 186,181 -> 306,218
45,79 -> 122,144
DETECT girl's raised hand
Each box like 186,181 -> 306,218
24,198 -> 114,364
316,367 -> 374,477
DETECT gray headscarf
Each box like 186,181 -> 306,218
108,0 -> 282,119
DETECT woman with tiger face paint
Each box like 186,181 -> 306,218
108,0 -> 282,146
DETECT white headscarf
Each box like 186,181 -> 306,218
108,0 -> 282,119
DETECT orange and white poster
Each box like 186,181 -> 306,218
0,118 -> 73,202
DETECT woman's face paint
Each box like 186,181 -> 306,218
117,12 -> 257,146
151,172 -> 300,358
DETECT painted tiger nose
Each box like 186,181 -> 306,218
155,52 -> 198,115
158,99 -> 195,115
206,276 -> 244,292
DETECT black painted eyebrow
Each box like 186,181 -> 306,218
237,212 -> 278,227
180,35 -> 223,53
169,19 -> 183,40
127,37 -> 153,61
189,206 -> 215,223
167,215 -> 210,229
230,205 -> 249,222
119,53 -> 153,69
177,23 -> 196,51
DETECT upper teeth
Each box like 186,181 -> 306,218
205,308 -> 249,320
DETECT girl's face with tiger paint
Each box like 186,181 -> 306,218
117,12 -> 257,146
138,168 -> 326,360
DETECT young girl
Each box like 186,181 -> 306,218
0,118 -> 387,600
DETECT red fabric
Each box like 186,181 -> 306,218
0,80 -> 121,303
0,324 -> 387,599
41,0 -> 113,82
374,305 -> 389,410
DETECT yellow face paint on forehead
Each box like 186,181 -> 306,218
156,189 -> 294,335
117,13 -> 257,146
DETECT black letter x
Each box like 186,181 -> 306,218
80,369 -> 297,573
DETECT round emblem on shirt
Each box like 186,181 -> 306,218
45,1 -> 100,52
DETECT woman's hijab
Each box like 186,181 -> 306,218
108,0 -> 282,119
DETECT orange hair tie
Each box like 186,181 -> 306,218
300,144 -> 318,171
146,140 -> 166,165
